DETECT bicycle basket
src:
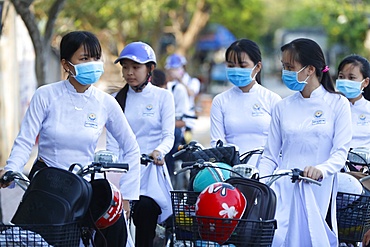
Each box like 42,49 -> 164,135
196,216 -> 276,246
170,191 -> 276,247
336,191 -> 370,242
0,222 -> 81,247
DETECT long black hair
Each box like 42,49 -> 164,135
337,54 -> 370,101
281,38 -> 335,93
225,39 -> 262,84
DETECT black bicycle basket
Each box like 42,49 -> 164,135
336,191 -> 370,242
0,222 -> 81,247
170,190 -> 276,246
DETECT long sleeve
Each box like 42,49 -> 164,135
6,87 -> 46,172
210,94 -> 226,148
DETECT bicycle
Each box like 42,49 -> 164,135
173,140 -> 264,167
336,147 -> 370,247
170,159 -> 321,247
0,150 -> 129,247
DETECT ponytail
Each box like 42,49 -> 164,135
115,83 -> 129,112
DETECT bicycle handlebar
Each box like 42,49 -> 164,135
0,171 -> 30,191
173,160 -> 205,175
263,168 -> 321,186
75,161 -> 129,177
175,160 -> 321,186
140,154 -> 154,166
172,141 -> 204,158
175,160 -> 249,178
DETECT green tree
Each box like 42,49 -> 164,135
263,0 -> 370,56
10,0 -> 370,85
208,0 -> 265,42
55,0 -> 210,63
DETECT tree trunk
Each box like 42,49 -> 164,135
169,0 -> 210,56
10,0 -> 66,87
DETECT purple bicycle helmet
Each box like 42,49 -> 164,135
165,54 -> 186,69
114,41 -> 156,65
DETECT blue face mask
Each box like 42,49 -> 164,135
336,79 -> 363,99
281,66 -> 309,91
69,61 -> 104,85
226,66 -> 256,87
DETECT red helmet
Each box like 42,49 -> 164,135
90,179 -> 123,229
195,182 -> 246,244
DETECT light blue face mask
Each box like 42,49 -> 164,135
69,61 -> 104,85
281,66 -> 309,91
226,66 -> 257,87
336,79 -> 363,99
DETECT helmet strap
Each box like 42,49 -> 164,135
132,72 -> 152,92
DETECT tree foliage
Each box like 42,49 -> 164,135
262,0 -> 370,56
10,0 -> 370,86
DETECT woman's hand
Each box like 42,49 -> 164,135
150,150 -> 164,166
303,166 -> 323,181
0,169 -> 12,188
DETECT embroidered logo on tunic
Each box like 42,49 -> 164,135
314,110 -> 323,118
88,113 -> 96,120
357,114 -> 370,126
252,103 -> 264,117
143,104 -> 154,117
85,113 -> 98,128
146,104 -> 153,110
312,110 -> 326,125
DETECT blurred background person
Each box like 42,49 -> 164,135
336,54 -> 370,149
165,54 -> 201,143
164,55 -> 190,190
152,69 -> 168,89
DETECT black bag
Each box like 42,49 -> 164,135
225,177 -> 276,220
181,140 -> 240,167
11,167 -> 93,245
225,177 -> 277,245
